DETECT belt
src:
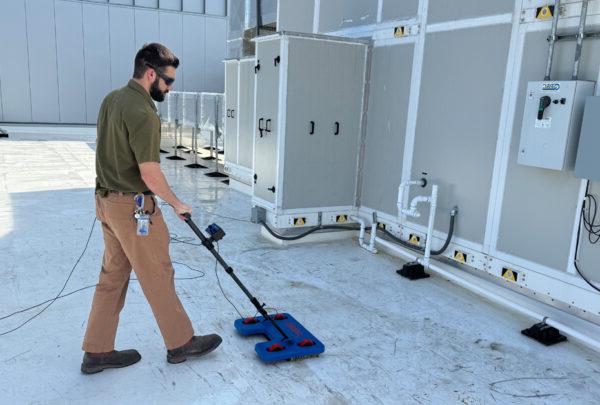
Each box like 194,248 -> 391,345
107,190 -> 154,196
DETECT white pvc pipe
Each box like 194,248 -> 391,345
420,185 -> 438,268
375,237 -> 600,354
397,180 -> 425,220
351,216 -> 377,254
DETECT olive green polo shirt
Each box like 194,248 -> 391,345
95,80 -> 161,195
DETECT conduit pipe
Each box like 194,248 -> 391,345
375,237 -> 600,353
572,0 -> 589,80
544,0 -> 561,81
351,216 -> 377,253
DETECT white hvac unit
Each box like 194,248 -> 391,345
251,32 -> 370,228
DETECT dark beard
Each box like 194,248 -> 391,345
150,77 -> 166,102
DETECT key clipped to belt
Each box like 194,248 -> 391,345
134,193 -> 150,236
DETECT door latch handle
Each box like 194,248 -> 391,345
258,118 -> 265,138
265,119 -> 272,133
334,121 -> 340,135
268,186 -> 276,193
309,121 -> 315,135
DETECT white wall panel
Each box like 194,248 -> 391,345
26,0 -> 60,123
205,0 -> 226,16
204,17 -> 226,92
159,12 -> 184,91
55,0 -> 87,123
160,0 -> 181,11
182,14 -> 206,92
83,3 -> 112,124
135,0 -> 158,7
135,8 -> 160,49
183,0 -> 204,13
110,7 -> 136,89
0,0 -> 226,124
0,0 -> 32,122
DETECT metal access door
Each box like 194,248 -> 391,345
282,37 -> 366,209
238,59 -> 256,170
224,61 -> 239,164
253,39 -> 281,205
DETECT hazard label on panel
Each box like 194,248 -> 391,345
454,250 -> 468,263
502,267 -> 519,282
536,5 -> 555,20
377,222 -> 387,230
394,26 -> 405,38
336,215 -> 347,223
293,217 -> 306,226
409,234 -> 421,246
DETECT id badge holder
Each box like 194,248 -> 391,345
136,214 -> 150,236
134,193 -> 150,236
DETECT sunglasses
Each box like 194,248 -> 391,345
146,63 -> 175,86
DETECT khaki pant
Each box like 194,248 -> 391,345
82,193 -> 194,352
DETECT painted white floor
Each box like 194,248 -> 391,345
1,130 -> 600,405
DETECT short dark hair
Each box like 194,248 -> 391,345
133,43 -> 179,79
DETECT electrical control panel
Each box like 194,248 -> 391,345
518,80 -> 595,171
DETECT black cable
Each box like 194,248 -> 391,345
0,218 -> 97,337
260,221 -> 362,241
212,242 -> 246,319
574,181 -> 600,293
0,223 -> 206,333
582,192 -> 600,244
380,210 -> 457,256
0,263 -> 205,322
0,261 -> 205,323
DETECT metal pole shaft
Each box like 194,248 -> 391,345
544,0 -> 561,81
572,0 -> 589,80
214,98 -> 220,173
173,120 -> 179,157
184,216 -> 289,340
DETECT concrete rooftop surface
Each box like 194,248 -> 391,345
1,130 -> 600,405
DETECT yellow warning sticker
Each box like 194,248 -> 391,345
502,268 -> 518,282
336,215 -> 347,223
409,234 -> 420,246
293,217 -> 306,226
377,222 -> 387,230
454,250 -> 467,263
394,26 -> 405,38
536,5 -> 554,20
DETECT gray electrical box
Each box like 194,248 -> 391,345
252,32 -> 369,221
518,80 -> 595,171
575,96 -> 600,181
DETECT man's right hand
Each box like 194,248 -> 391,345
173,202 -> 193,221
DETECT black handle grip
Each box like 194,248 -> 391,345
265,119 -> 272,132
258,118 -> 264,138
309,121 -> 315,135
268,186 -> 276,193
334,122 -> 340,135
538,96 -> 551,120
183,212 -> 192,221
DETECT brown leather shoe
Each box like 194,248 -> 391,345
81,349 -> 141,374
167,334 -> 222,364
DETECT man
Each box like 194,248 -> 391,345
81,43 -> 222,374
